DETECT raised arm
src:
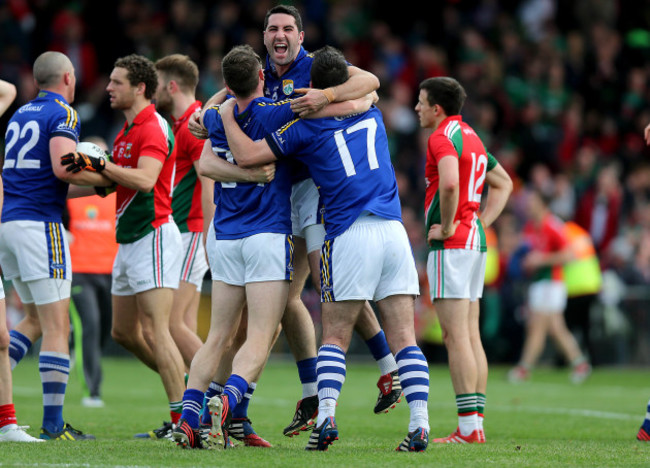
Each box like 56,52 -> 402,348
197,139 -> 275,183
480,162 -> 513,228
0,79 -> 17,118
311,91 -> 378,119
291,66 -> 380,117
219,99 -> 278,168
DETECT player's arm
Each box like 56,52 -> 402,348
188,89 -> 229,140
101,156 -> 163,193
0,79 -> 17,118
219,99 -> 278,168
644,121 -> 650,146
310,91 -> 378,119
427,155 -> 460,243
196,159 -> 215,248
291,66 -> 380,117
198,140 -> 275,184
51,136 -> 113,186
480,162 -> 513,228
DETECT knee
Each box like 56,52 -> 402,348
111,327 -> 134,348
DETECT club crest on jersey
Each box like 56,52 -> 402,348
124,143 -> 132,159
282,80 -> 294,95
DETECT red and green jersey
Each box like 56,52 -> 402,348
425,115 -> 495,252
171,101 -> 204,233
112,104 -> 175,244
523,213 -> 569,281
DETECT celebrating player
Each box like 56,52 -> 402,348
219,46 -> 429,453
191,5 -> 403,434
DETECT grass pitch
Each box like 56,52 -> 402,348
3,357 -> 649,467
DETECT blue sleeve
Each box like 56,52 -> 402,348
262,99 -> 297,133
265,118 -> 303,160
51,106 -> 80,141
202,106 -> 220,133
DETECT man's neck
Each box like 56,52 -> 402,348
235,90 -> 264,114
274,62 -> 293,77
172,93 -> 197,120
123,98 -> 151,126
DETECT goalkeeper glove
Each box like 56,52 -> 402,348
61,152 -> 106,173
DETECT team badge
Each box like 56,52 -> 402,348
282,80 -> 294,95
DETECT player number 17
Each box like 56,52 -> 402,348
333,118 -> 379,177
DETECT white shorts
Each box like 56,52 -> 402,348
179,231 -> 209,291
0,220 -> 71,282
11,277 -> 70,305
320,215 -> 419,302
528,280 -> 567,314
209,232 -> 294,286
427,249 -> 486,302
112,222 -> 182,295
291,178 -> 323,237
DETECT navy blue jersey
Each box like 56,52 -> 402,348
264,47 -> 314,184
203,97 -> 296,240
266,106 -> 402,240
2,90 -> 80,222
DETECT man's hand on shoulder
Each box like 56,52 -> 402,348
290,88 -> 332,117
188,109 -> 208,139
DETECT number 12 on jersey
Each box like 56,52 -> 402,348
468,152 -> 487,204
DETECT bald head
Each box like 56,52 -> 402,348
33,51 -> 74,89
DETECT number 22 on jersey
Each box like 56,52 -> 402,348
4,121 -> 41,169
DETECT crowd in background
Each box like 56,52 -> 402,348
1,0 -> 650,365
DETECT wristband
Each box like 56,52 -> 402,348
323,88 -> 336,103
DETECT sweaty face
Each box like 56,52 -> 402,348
154,74 -> 173,114
263,13 -> 304,67
106,67 -> 137,111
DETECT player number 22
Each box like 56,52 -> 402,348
334,118 -> 379,177
4,120 -> 41,169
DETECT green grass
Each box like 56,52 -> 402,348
3,357 -> 650,467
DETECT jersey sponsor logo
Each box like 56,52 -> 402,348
18,104 -> 44,113
117,143 -> 133,160
57,122 -> 75,130
282,79 -> 294,95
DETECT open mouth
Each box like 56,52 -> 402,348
274,43 -> 288,54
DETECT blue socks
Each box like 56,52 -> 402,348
39,352 -> 70,433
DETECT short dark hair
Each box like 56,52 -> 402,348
419,77 -> 467,115
114,54 -> 158,100
222,45 -> 263,98
310,46 -> 349,90
264,4 -> 302,31
155,54 -> 199,93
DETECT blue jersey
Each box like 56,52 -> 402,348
203,97 -> 296,240
2,90 -> 80,222
266,106 -> 402,240
264,47 -> 313,184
